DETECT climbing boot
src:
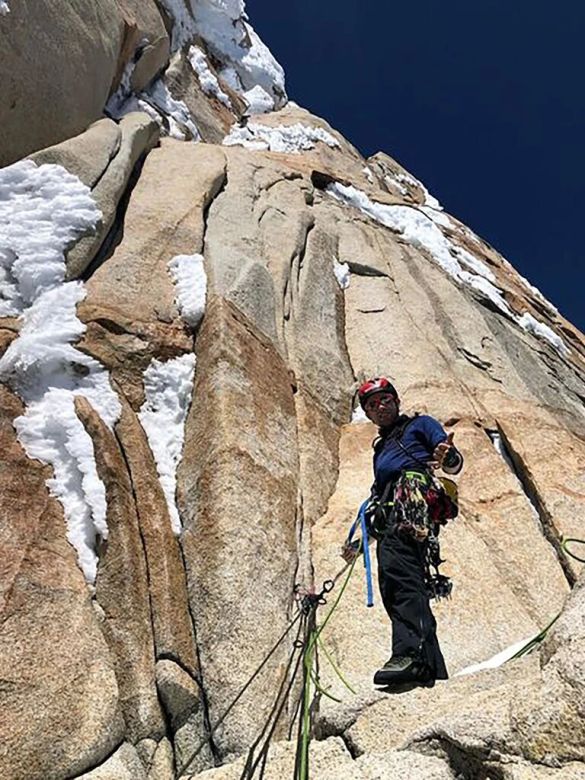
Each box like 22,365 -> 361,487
373,655 -> 433,687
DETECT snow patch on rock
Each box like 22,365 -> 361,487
243,85 -> 275,115
156,0 -> 285,111
223,122 -> 340,153
107,67 -> 200,141
455,636 -> 532,676
0,161 -> 120,583
327,182 -> 512,317
193,0 -> 286,110
168,253 -> 207,328
519,312 -> 569,356
327,182 -> 570,358
0,2 -> 9,15
333,258 -> 351,290
188,45 -> 232,108
138,355 -> 196,534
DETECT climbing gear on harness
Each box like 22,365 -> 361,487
392,425 -> 459,521
357,376 -> 399,409
373,654 -> 434,687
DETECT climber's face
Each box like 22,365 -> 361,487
363,392 -> 398,426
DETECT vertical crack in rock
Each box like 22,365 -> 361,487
487,426 -> 576,587
81,152 -> 149,282
174,541 -> 221,767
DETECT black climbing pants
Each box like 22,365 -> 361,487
376,523 -> 448,680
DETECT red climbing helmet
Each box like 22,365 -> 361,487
357,377 -> 399,409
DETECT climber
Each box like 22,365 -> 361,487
342,377 -> 463,688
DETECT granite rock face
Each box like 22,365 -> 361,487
1,2 -> 585,779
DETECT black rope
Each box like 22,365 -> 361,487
177,609 -> 303,776
177,573 -> 347,778
240,624 -> 307,779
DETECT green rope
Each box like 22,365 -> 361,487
295,551 -> 361,780
316,634 -> 356,695
561,537 -> 585,564
511,612 -> 561,660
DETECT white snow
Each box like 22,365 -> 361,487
516,273 -> 560,316
149,80 -> 201,140
519,312 -> 569,356
156,0 -> 285,111
223,122 -> 340,154
168,253 -> 207,328
138,355 -> 196,534
333,259 -> 350,290
0,161 -> 121,583
106,65 -> 200,142
351,406 -> 369,423
188,45 -> 232,108
194,0 -> 286,110
157,0 -> 197,51
487,431 -> 517,474
327,182 -> 512,317
363,167 -> 375,185
0,161 -> 101,317
455,636 -> 533,676
385,175 -> 408,197
243,85 -> 275,115
0,2 -> 9,15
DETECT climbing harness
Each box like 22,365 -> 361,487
176,556 -> 360,780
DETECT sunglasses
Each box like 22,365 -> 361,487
364,394 -> 396,411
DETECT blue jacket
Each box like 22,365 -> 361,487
373,414 -> 462,492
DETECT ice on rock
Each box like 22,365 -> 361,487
0,161 -> 121,582
139,355 -> 196,534
156,0 -> 285,111
168,253 -> 207,329
223,122 -> 340,153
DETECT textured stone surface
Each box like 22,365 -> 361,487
179,297 -> 299,760
66,112 -> 161,280
77,742 -> 147,780
190,738 -> 355,780
84,139 -> 226,326
75,397 -> 165,744
29,117 -> 122,188
0,0 -> 124,166
0,387 -> 123,780
115,399 -> 199,675
3,12 -> 585,777
164,50 -> 244,144
155,660 -> 213,776
117,0 -> 170,92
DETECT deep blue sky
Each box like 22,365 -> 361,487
251,1 -> 584,331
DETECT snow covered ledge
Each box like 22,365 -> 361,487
0,160 -> 120,582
